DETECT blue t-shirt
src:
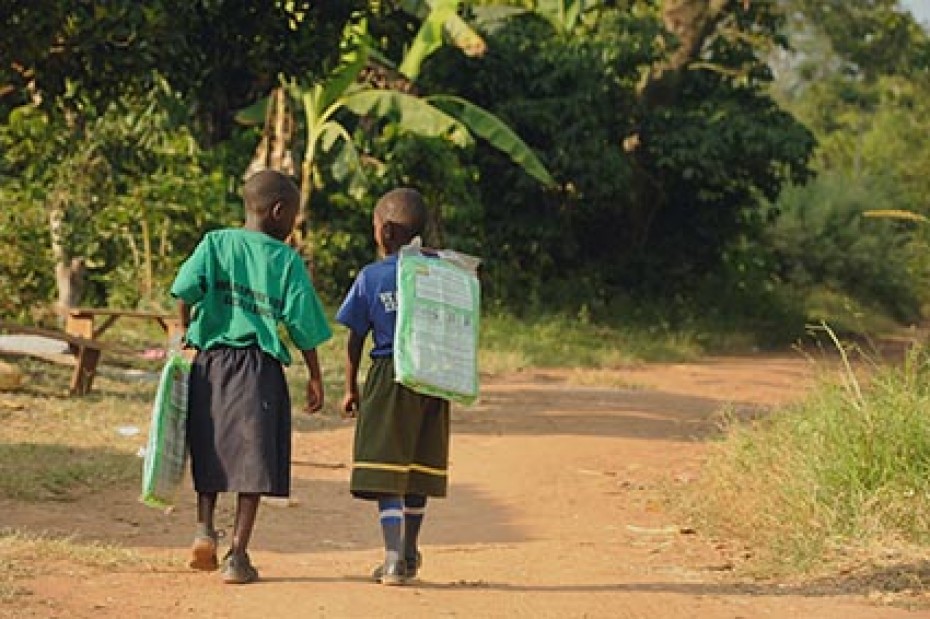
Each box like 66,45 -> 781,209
336,255 -> 398,358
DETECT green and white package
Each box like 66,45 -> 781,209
394,244 -> 481,405
141,351 -> 190,509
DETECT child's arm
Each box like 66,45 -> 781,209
178,300 -> 191,329
341,329 -> 365,418
176,301 -> 194,359
300,348 -> 325,414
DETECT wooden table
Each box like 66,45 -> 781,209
0,321 -> 111,395
65,308 -> 183,351
1,309 -> 182,396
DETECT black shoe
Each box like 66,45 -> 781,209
404,551 -> 423,580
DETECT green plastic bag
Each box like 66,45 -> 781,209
141,351 -> 190,508
394,244 -> 481,405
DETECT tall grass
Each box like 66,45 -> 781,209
680,343 -> 930,573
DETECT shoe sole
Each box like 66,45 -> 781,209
189,538 -> 219,571
222,573 -> 258,585
380,574 -> 407,586
221,566 -> 259,584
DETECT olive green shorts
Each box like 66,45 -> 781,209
351,357 -> 450,499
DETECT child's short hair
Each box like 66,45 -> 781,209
243,170 -> 300,214
375,188 -> 427,237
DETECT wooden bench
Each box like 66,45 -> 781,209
65,307 -> 182,346
0,322 -> 115,395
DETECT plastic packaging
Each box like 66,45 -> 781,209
394,242 -> 481,405
140,350 -> 190,508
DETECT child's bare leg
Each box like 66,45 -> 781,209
189,492 -> 219,571
197,492 -> 218,532
221,493 -> 261,584
230,493 -> 261,554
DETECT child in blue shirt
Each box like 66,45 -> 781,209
336,188 -> 450,585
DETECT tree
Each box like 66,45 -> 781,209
765,1 -> 930,320
0,1 -> 359,314
420,1 -> 813,305
238,17 -> 554,261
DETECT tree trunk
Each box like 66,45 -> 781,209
244,88 -> 296,180
243,87 -> 312,265
627,0 -> 731,249
639,0 -> 729,109
50,205 -> 85,324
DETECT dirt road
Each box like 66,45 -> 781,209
4,355 -> 926,618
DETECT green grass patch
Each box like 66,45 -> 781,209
478,311 -> 704,373
678,343 -> 930,575
0,356 -> 159,501
805,288 -> 904,338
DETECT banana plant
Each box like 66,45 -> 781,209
864,209 -> 930,224
396,0 -> 487,79
237,32 -> 554,258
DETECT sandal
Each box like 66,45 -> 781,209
188,529 -> 224,571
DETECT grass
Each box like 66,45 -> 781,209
804,288 -> 905,338
478,311 -> 704,373
0,529 -> 160,602
676,341 -> 930,578
0,311 -> 696,502
0,355 -> 157,501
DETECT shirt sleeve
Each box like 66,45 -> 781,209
170,236 -> 209,304
282,259 -> 333,351
335,271 -> 371,337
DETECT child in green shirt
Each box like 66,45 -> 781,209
171,170 -> 331,584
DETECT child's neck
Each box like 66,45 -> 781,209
243,218 -> 276,238
381,236 -> 416,257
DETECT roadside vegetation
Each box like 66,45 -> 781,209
678,339 -> 930,580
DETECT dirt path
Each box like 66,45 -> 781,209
4,354 -> 927,618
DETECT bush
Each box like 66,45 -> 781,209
768,172 -> 927,323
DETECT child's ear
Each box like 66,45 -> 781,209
270,201 -> 284,219
381,221 -> 394,240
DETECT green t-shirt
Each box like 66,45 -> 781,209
170,228 -> 331,365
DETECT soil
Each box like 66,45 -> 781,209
3,353 -> 928,619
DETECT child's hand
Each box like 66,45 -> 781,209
341,390 -> 359,419
304,376 -> 324,414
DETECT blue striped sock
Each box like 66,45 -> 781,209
377,496 -> 404,563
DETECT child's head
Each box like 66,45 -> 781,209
242,170 -> 301,241
373,188 -> 427,255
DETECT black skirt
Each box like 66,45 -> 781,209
187,347 -> 291,496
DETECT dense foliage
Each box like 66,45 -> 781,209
1,1 -> 928,341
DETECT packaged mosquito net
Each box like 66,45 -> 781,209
394,243 -> 481,405
141,351 -> 190,508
